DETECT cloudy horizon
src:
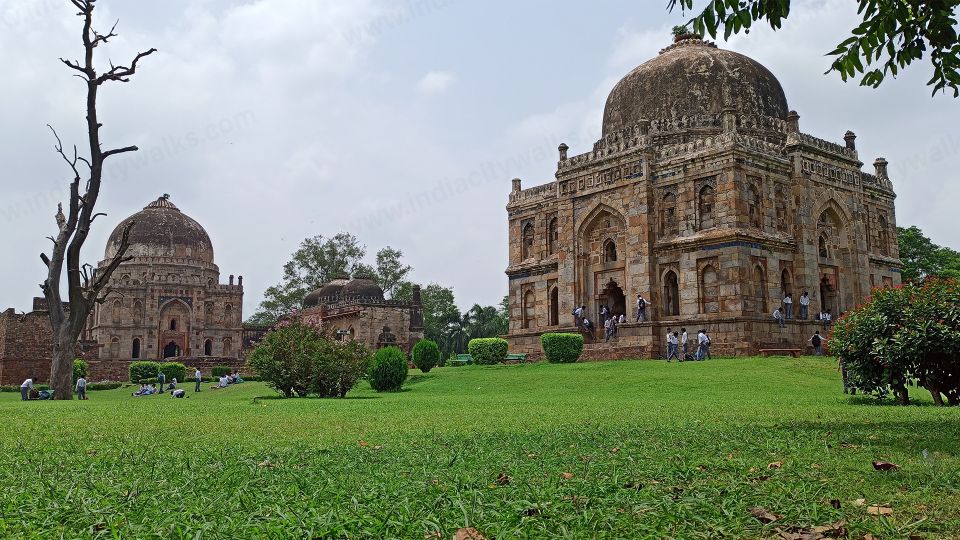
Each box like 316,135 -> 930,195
1,0 -> 957,317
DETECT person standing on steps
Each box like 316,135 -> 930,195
784,293 -> 793,320
636,294 -> 648,322
799,291 -> 810,320
773,306 -> 786,329
600,305 -> 609,328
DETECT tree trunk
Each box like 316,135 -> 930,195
926,384 -> 944,406
893,384 -> 910,406
50,338 -> 75,400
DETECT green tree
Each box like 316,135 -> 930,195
897,225 -> 960,282
465,304 -> 507,340
375,247 -> 412,299
667,1 -> 960,96
248,233 -> 367,324
396,283 -> 461,355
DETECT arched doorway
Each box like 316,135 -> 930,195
663,271 -> 680,317
163,341 -> 181,359
132,338 -> 141,360
820,275 -> 838,314
549,286 -> 559,326
600,280 -> 626,318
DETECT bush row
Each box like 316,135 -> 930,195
468,338 -> 509,365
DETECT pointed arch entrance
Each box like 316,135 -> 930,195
163,341 -> 181,359
576,204 -> 627,322
599,279 -> 626,318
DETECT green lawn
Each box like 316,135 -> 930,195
1,357 -> 958,539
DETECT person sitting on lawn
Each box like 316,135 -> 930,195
171,389 -> 186,398
232,371 -> 244,383
132,384 -> 149,397
218,375 -> 229,388
167,378 -> 178,391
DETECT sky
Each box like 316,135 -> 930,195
0,0 -> 957,317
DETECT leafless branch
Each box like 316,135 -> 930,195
102,146 -> 138,160
96,48 -> 157,84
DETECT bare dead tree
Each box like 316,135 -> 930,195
41,0 -> 155,400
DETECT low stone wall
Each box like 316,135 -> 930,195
507,317 -> 831,361
88,356 -> 247,382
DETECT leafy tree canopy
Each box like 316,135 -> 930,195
897,225 -> 960,282
667,0 -> 960,96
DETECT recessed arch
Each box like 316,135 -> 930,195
700,265 -> 719,314
662,269 -> 680,317
547,217 -> 559,255
548,286 -> 559,326
603,238 -> 618,262
698,184 -> 715,230
521,221 -> 535,260
522,289 -> 535,330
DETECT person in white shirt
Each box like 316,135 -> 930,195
75,376 -> 88,400
799,291 -> 811,320
618,314 -> 626,325
773,307 -> 786,329
680,328 -> 689,359
20,377 -> 36,401
194,368 -> 202,393
667,331 -> 680,362
783,293 -> 793,319
218,375 -> 229,388
696,330 -> 712,360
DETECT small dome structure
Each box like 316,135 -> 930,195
104,195 -> 214,263
303,275 -> 351,308
343,277 -> 384,301
602,38 -> 789,135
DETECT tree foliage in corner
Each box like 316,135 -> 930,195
667,0 -> 960,96
41,0 -> 155,399
897,225 -> 960,282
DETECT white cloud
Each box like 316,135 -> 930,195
416,70 -> 456,95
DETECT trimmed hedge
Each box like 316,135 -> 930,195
411,340 -> 440,373
87,381 -> 124,391
468,338 -> 509,365
73,359 -> 88,382
129,361 -> 160,383
159,362 -> 186,383
211,365 -> 233,377
368,346 -> 408,392
541,333 -> 584,364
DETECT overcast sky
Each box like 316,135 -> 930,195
1,0 -> 957,316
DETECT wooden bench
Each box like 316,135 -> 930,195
505,353 -> 528,363
759,348 -> 802,358
449,354 -> 473,367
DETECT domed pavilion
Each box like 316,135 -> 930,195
87,195 -> 246,376
505,37 -> 901,359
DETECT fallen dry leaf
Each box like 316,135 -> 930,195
863,535 -> 877,540
560,472 -> 575,480
776,520 -> 847,540
496,473 -> 511,486
454,528 -> 485,540
358,440 -> 369,448
424,532 -> 442,540
749,466 -> 759,473
768,461 -> 784,469
696,465 -> 708,472
257,459 -> 275,469
622,481 -> 643,491
610,447 -> 620,453
872,461 -> 900,471
749,506 -> 782,524
852,498 -> 866,507
866,504 -> 893,516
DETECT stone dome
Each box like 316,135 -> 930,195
343,277 -> 384,301
303,276 -> 351,308
602,38 -> 789,135
104,195 -> 214,264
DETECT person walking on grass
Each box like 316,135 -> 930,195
799,291 -> 810,320
194,368 -> 202,393
809,331 -> 825,356
75,375 -> 87,400
696,329 -> 711,360
20,376 -> 36,401
680,328 -> 689,360
773,306 -> 786,329
636,294 -> 648,322
665,327 -> 673,359
784,293 -> 793,319
667,331 -> 681,362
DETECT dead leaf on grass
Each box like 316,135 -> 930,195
258,459 -> 275,469
454,528 -> 485,540
496,473 -> 511,486
560,472 -> 575,480
749,506 -> 782,524
866,504 -> 893,516
610,447 -> 620,453
622,481 -> 643,491
358,440 -> 369,448
424,532 -> 442,539
776,520 -> 847,540
872,461 -> 900,471
768,461 -> 784,469
696,465 -> 708,472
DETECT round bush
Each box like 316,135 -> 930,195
468,338 -> 509,365
541,333 -> 584,363
73,358 -> 88,382
129,361 -> 159,383
411,340 -> 440,373
369,346 -> 408,392
159,362 -> 186,383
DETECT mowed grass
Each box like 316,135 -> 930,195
1,357 -> 959,539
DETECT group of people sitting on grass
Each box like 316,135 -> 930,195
212,371 -> 244,389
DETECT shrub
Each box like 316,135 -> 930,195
159,362 -> 186,383
249,317 -> 371,398
73,358 -> 88,382
831,278 -> 960,406
541,333 -> 584,364
87,381 -> 124,391
211,365 -> 233,377
368,346 -> 408,392
411,340 -> 441,373
468,338 -> 509,365
129,361 -> 160,383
